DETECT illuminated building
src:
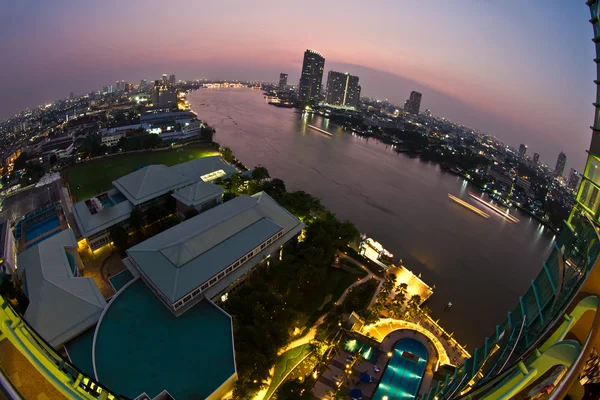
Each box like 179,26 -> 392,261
554,151 -> 567,177
420,4 -> 600,398
533,152 -> 540,165
569,168 -> 582,192
152,80 -> 177,108
278,73 -> 288,91
298,49 -> 325,103
404,91 -> 422,115
518,143 -> 527,159
169,74 -> 176,86
324,71 -> 361,108
72,156 -> 235,251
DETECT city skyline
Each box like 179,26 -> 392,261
0,1 -> 594,173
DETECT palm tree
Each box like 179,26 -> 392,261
397,282 -> 408,298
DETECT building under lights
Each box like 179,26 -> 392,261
324,71 -> 361,108
72,155 -> 234,251
1,3 -> 600,400
2,162 -> 303,399
298,49 -> 325,103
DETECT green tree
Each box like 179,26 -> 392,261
225,172 -> 244,194
222,191 -> 238,202
380,273 -> 396,298
13,153 -> 30,170
273,379 -> 312,400
406,294 -> 422,320
80,133 -> 104,156
397,282 -> 408,298
251,165 -> 270,181
221,147 -> 234,162
263,178 -> 286,200
109,225 -> 129,251
129,207 -> 144,232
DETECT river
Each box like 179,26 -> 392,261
187,88 -> 554,350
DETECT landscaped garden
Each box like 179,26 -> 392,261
63,145 -> 218,201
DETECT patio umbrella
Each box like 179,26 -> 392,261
350,388 -> 363,399
360,373 -> 372,383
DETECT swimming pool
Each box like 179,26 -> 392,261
110,193 -> 127,204
26,215 -> 60,242
372,338 -> 428,400
344,338 -> 376,362
109,269 -> 134,292
26,230 -> 62,249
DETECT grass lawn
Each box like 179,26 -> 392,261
265,344 -> 313,400
64,146 -> 219,201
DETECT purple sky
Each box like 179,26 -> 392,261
0,1 -> 595,172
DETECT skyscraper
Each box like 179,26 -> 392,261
169,74 -> 176,86
152,80 -> 177,108
298,49 -> 325,103
162,74 -> 168,85
278,73 -> 288,92
533,152 -> 540,165
404,91 -> 422,114
324,71 -> 361,108
554,151 -> 567,177
518,144 -> 527,159
568,168 -> 582,191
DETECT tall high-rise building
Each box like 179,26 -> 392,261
278,73 -> 288,92
152,80 -> 177,108
518,144 -> 527,159
169,74 -> 176,86
298,49 -> 325,103
554,151 -> 567,177
568,168 -> 582,191
162,74 -> 168,86
324,71 -> 361,108
404,91 -> 422,115
140,79 -> 148,89
533,152 -> 540,165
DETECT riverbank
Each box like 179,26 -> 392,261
187,88 -> 554,350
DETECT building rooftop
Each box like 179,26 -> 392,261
169,155 -> 235,182
112,165 -> 193,206
93,279 -> 235,399
72,189 -> 133,238
18,229 -> 106,347
171,181 -> 224,207
127,192 -> 304,303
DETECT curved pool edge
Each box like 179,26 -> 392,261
92,276 -> 140,381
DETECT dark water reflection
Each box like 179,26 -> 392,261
188,88 -> 554,349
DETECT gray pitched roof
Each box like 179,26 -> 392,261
19,229 -> 106,347
72,190 -> 133,237
127,192 -> 304,303
113,165 -> 193,205
171,181 -> 224,207
169,156 -> 235,182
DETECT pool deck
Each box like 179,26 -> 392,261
314,320 -> 470,400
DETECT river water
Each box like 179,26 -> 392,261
188,88 -> 554,349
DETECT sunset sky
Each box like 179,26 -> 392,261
0,1 -> 595,172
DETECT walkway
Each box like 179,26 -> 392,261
0,340 -> 67,400
278,252 -> 382,356
362,318 -> 469,366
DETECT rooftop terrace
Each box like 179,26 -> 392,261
93,279 -> 236,400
